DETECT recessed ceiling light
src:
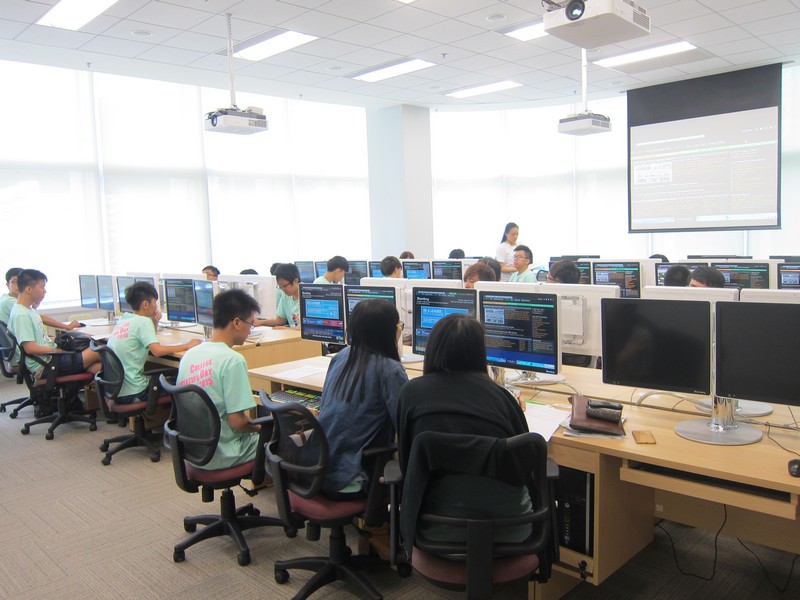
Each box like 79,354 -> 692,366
487,13 -> 507,23
131,29 -> 153,38
233,31 -> 318,61
352,59 -> 436,83
594,41 -> 697,69
496,20 -> 547,42
36,0 -> 120,31
447,80 -> 522,99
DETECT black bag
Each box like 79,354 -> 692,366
54,330 -> 91,352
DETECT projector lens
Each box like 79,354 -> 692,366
566,0 -> 585,20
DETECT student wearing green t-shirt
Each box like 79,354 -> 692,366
108,281 -> 201,403
176,289 -> 262,470
0,267 -> 23,326
509,245 -> 537,283
255,263 -> 300,328
313,255 -> 349,284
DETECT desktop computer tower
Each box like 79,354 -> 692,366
554,466 -> 594,556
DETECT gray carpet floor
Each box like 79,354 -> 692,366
0,378 -> 797,599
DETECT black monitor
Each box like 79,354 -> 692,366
116,276 -> 135,314
432,260 -> 463,281
299,284 -> 345,344
403,261 -> 431,280
412,287 -> 476,355
592,262 -> 642,298
294,261 -> 316,284
655,262 -> 708,286
687,255 -> 752,259
777,263 -> 800,290
716,301 -> 800,406
79,275 -> 98,310
771,255 -> 800,262
710,262 -> 769,289
549,255 -> 600,261
134,275 -> 156,287
193,279 -> 215,328
314,261 -> 327,279
164,278 -> 196,324
97,275 -> 115,312
601,298 -> 711,395
345,260 -> 368,286
368,261 -> 384,278
479,290 -> 560,377
344,285 -> 398,324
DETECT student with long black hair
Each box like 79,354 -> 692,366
317,299 -> 408,497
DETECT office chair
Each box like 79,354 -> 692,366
386,431 -> 557,600
263,395 -> 394,600
17,340 -> 96,439
160,376 -> 289,566
90,340 -> 172,465
0,321 -> 29,415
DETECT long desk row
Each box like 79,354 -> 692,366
248,359 -> 800,600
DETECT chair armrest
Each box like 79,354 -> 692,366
250,415 -> 274,488
546,457 -> 559,480
383,459 -> 403,486
363,445 -> 397,527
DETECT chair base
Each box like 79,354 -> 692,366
274,526 -> 385,600
20,394 -> 96,440
99,415 -> 161,465
0,395 -> 28,413
173,489 -> 284,566
8,396 -> 36,418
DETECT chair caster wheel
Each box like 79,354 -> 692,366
237,551 -> 250,566
100,443 -> 109,452
21,426 -> 29,435
275,568 -> 289,584
10,411 -> 18,419
101,456 -> 111,466
184,522 -> 197,533
45,432 -> 54,440
173,549 -> 185,563
150,454 -> 160,463
89,423 -> 97,431
0,406 -> 5,412
250,507 -> 260,516
397,561 -> 412,578
284,527 -> 298,538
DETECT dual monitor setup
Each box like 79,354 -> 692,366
293,259 -> 475,283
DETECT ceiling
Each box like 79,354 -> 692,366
1,0 -> 800,110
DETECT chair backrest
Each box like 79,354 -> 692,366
0,320 -> 18,377
90,341 -> 125,401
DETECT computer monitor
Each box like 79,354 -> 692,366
97,275 -> 116,313
411,287 -> 476,355
479,290 -> 561,382
431,260 -> 463,281
344,260 -> 368,286
642,285 -> 740,304
79,275 -> 98,310
294,261 -> 316,284
547,260 -> 592,284
218,274 -> 277,320
359,277 -> 409,328
710,262 -> 770,289
655,262 -> 708,286
601,298 -> 711,395
402,261 -> 432,280
193,279 -> 216,329
163,278 -> 196,324
367,261 -> 384,278
299,284 -> 345,345
116,276 -> 135,314
344,285 -> 398,321
687,255 -> 752,259
739,288 -> 800,304
314,261 -> 327,279
549,255 -> 601,261
592,262 -> 642,298
777,263 -> 800,289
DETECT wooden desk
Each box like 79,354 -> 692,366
246,359 -> 800,599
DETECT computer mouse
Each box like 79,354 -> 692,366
788,459 -> 800,477
78,322 -> 87,328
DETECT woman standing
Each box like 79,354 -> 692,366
495,222 -> 520,281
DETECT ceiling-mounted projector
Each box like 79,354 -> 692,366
204,107 -> 268,135
544,0 -> 650,48
558,112 -> 611,135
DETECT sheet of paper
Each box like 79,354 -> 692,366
273,365 -> 326,380
524,402 -> 570,441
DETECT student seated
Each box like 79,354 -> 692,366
448,249 -> 465,259
202,265 -> 220,281
664,264 -> 691,287
314,256 -> 349,284
396,313 -> 531,541
9,269 -> 101,377
317,299 -> 408,497
239,268 -> 258,275
510,245 -> 537,283
462,262 -> 496,288
689,266 -> 726,288
399,251 -> 415,259
1,267 -> 23,325
380,256 -> 403,278
547,260 -> 580,284
255,263 -> 299,328
477,256 -> 502,281
176,289 -> 262,470
108,281 -> 201,403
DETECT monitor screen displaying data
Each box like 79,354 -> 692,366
295,261 -> 316,284
592,262 -> 641,298
655,262 -> 708,286
368,261 -> 384,278
710,262 -> 769,289
314,262 -> 327,278
777,263 -> 800,290
480,291 -> 560,375
116,276 -> 135,313
97,275 -> 115,312
403,261 -> 432,280
299,284 -> 345,344
601,298 -> 711,395
344,286 -> 397,320
164,279 -> 196,323
79,275 -> 98,310
432,260 -> 463,281
412,288 -> 476,355
345,260 -> 368,286
193,280 -> 215,327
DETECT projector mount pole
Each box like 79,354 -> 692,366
226,13 -> 238,110
581,47 -> 588,113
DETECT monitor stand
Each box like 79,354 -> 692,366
507,370 -> 565,386
105,311 -> 116,325
202,325 -> 213,340
696,398 -> 773,417
674,397 -> 763,446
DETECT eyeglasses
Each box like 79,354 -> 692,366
277,281 -> 291,291
238,318 -> 255,330
397,322 -> 405,331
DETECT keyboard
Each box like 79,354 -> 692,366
267,388 -> 321,410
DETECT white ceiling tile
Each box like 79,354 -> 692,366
684,26 -> 751,47
280,0 -> 331,8
646,0 -> 713,26
191,16 -> 269,40
696,0 -> 754,9
302,58 -> 364,75
160,0 -> 240,12
724,47 -> 783,64
295,37 -> 363,59
187,53 -> 238,72
740,11 -> 800,36
15,25 -> 95,49
139,45 -> 206,65
79,15 -> 122,35
760,29 -> 800,46
519,51 -> 576,70
315,76 -> 370,91
258,50 -> 326,69
0,18 -> 28,40
416,0 -> 510,19
720,0 -> 798,23
367,5 -> 449,33
455,4 -> 542,31
372,34 -> 440,55
448,31 -> 518,54
337,47 -> 401,68
411,65 -> 468,81
416,44 -> 477,64
127,2 -> 216,29
315,0 -> 400,21
328,23 -> 401,46
413,18 -> 485,45
707,37 -> 768,57
275,69 -> 334,85
674,56 -> 734,74
2,0 -> 54,23
445,53 -> 508,72
660,13 -> 736,37
79,35 -> 152,58
222,0 -> 309,27
102,19 -> 183,44
163,31 -> 227,53
235,61 -> 295,78
279,11 -> 359,37
104,0 -> 151,19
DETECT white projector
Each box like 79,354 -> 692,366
204,107 -> 267,134
558,112 -> 611,135
544,0 -> 650,48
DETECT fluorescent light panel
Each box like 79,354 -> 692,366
233,31 -> 318,61
36,0 -> 119,31
498,21 -> 547,42
353,59 -> 435,83
594,41 -> 697,69
447,81 -> 522,99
